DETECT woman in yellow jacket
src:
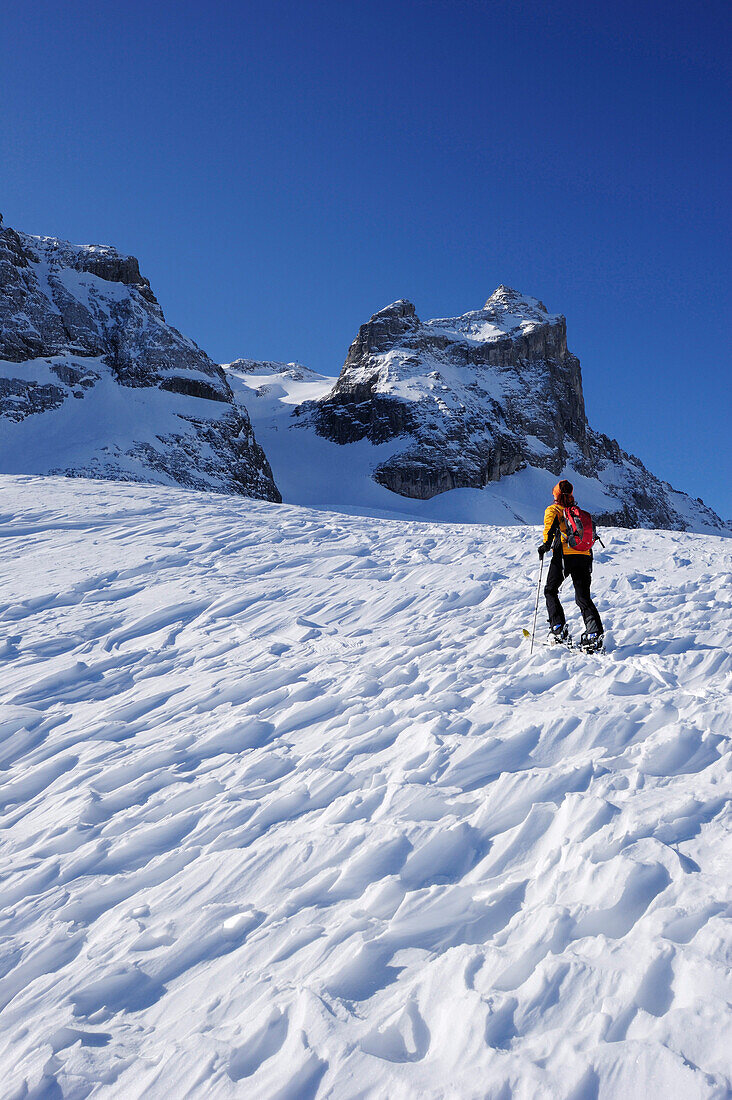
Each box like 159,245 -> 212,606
538,479 -> 604,650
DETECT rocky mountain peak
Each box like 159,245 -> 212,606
300,290 -> 726,531
22,232 -> 158,305
0,216 -> 280,500
483,285 -> 550,315
372,299 -> 417,320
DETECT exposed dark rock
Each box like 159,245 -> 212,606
49,363 -> 100,389
157,376 -> 229,403
0,376 -> 68,421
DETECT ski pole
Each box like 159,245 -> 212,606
530,554 -> 544,655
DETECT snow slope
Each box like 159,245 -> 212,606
1,475 -> 731,1098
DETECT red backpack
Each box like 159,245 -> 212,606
563,504 -> 594,552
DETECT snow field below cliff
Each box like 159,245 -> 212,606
1,475 -> 730,1099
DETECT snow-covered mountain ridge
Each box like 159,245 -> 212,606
0,215 -> 279,499
288,288 -> 726,532
226,354 -> 728,533
2,474 -> 730,1097
1,212 -> 725,531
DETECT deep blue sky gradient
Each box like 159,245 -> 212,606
3,0 -> 731,515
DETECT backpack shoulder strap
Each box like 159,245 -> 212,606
546,512 -> 562,549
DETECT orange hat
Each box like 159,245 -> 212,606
553,479 -> 574,502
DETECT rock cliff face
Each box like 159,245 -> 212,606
304,288 -> 724,530
0,215 -> 280,500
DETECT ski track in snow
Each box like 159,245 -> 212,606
0,475 -> 730,1099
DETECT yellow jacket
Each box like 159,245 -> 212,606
543,502 -> 589,556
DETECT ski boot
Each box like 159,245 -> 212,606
548,623 -> 572,647
579,631 -> 604,654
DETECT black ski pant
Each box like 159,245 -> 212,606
544,551 -> 603,634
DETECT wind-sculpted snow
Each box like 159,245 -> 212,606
1,475 -> 730,1098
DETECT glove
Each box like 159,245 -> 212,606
538,543 -> 547,560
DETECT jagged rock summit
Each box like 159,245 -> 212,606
303,288 -> 724,530
0,214 -> 280,500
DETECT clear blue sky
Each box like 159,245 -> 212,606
3,0 -> 730,517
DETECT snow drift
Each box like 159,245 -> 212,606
1,475 -> 730,1098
